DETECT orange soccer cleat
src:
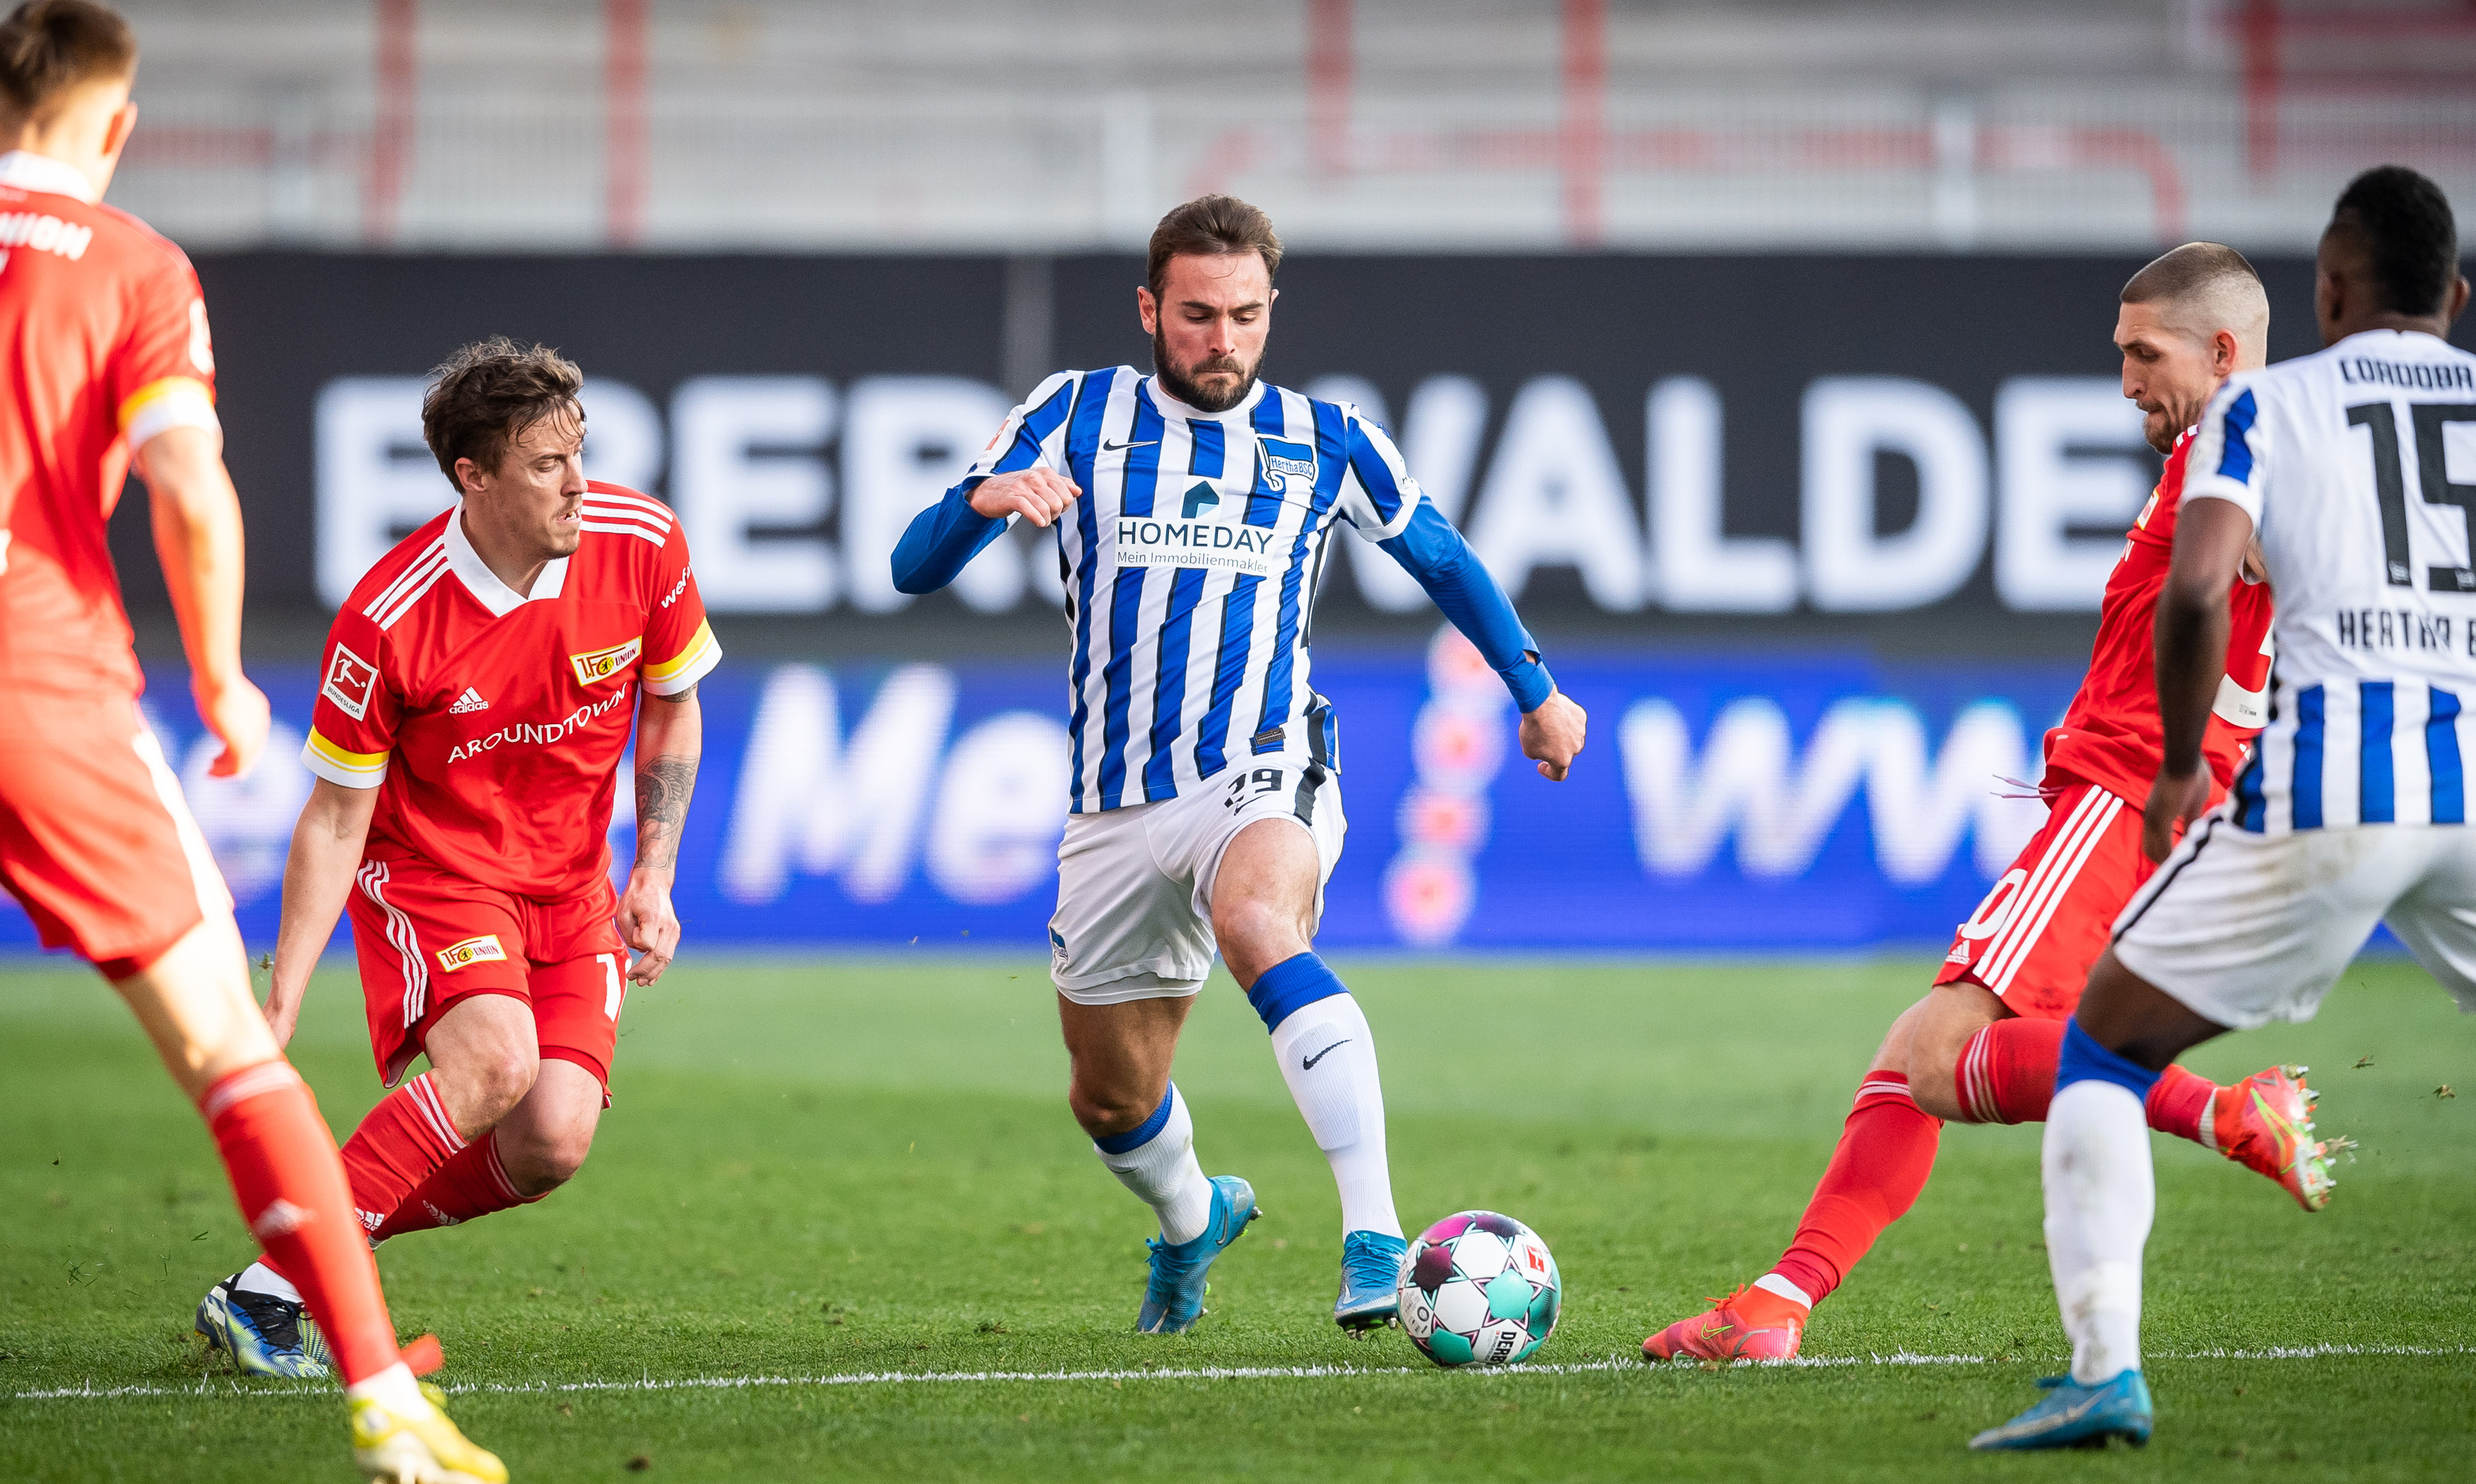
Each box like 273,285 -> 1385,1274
2213,1065 -> 2343,1212
1642,1284 -> 1807,1363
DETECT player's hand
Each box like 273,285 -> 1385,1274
1520,690 -> 1587,782
194,672 -> 271,779
260,989 -> 302,1050
2141,766 -> 2213,863
616,867 -> 682,985
967,468 -> 1080,528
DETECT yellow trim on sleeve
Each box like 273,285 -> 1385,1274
643,620 -> 715,683
116,375 -> 216,430
305,727 -> 389,782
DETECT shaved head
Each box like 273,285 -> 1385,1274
2121,243 -> 2270,369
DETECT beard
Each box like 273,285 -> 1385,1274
1152,325 -> 1261,414
2142,405 -> 2177,456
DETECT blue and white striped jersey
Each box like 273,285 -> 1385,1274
955,367 -> 1427,813
2185,328 -> 2476,833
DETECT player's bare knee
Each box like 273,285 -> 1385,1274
439,1048 -> 539,1134
1214,900 -> 1307,985
1067,1076 -> 1153,1140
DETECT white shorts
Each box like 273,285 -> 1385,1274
2112,814 -> 2476,1030
1049,757 -> 1346,1004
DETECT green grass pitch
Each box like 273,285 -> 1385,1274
3,953 -> 2472,1480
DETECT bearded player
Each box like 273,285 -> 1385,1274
1644,244 -> 2338,1365
893,196 -> 1588,1334
0,4 -> 501,1479
195,338 -> 718,1376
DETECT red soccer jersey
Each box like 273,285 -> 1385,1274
2042,428 -> 2276,806
0,150 -> 221,690
302,484 -> 720,900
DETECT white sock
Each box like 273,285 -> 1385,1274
1270,994 -> 1402,1239
344,1360 -> 423,1411
235,1260 -> 300,1304
1094,1083 -> 1214,1245
2043,1079 -> 2154,1385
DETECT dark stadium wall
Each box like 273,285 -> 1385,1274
109,251 -> 2474,654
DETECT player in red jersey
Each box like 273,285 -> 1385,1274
1645,244 -> 2338,1365
0,5 -> 502,1478
197,338 -> 717,1377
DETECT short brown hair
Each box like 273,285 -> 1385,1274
0,1 -> 135,123
1147,194 -> 1282,300
420,336 -> 584,484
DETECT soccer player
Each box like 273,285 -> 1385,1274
1974,166 -> 2475,1450
892,196 -> 1587,1333
0,4 -> 501,1478
196,338 -> 718,1380
1644,242 -> 2334,1365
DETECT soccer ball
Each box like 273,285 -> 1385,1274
1396,1210 -> 1560,1367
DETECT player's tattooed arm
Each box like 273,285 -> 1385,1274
632,688 -> 701,874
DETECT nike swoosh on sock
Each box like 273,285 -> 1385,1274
1303,1039 -> 1352,1070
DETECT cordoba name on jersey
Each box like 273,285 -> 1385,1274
958,367 -> 1423,813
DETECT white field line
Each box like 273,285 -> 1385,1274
12,1342 -> 2472,1403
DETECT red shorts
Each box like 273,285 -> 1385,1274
1934,780 -> 2154,1020
0,682 -> 228,975
345,857 -> 628,1091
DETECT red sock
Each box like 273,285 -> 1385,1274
338,1072 -> 469,1235
1770,1070 -> 1942,1307
199,1062 -> 401,1385
1951,1017 -> 2222,1146
373,1131 -> 542,1241
2143,1064 -> 2220,1147
1951,1017 -> 2065,1124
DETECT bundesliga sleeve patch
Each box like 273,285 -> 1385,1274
435,934 -> 509,973
570,637 -> 644,686
322,643 -> 380,721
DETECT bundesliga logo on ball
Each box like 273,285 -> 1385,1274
1397,1210 -> 1561,1368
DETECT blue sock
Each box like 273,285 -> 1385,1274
1093,1084 -> 1176,1155
2056,1018 -> 2162,1102
1244,952 -> 1348,1032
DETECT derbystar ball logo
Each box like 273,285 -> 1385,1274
435,934 -> 508,972
322,643 -> 378,721
570,637 -> 643,685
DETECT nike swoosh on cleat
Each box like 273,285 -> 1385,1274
1303,1039 -> 1351,1070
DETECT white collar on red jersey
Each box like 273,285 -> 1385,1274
445,501 -> 570,617
0,150 -> 99,204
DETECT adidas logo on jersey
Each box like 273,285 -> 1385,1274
448,687 -> 490,714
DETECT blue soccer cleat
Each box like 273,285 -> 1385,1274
196,1272 -> 333,1379
1334,1229 -> 1409,1332
1136,1175 -> 1259,1334
1969,1369 -> 2154,1450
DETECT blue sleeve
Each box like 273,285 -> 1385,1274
891,481 -> 1010,595
1378,500 -> 1555,711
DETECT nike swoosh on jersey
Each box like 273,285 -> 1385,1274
1101,438 -> 1159,451
1303,1038 -> 1351,1070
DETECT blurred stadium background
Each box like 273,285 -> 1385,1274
32,0 -> 2476,958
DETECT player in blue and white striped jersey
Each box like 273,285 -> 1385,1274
1976,166 -> 2475,1452
893,195 -> 1587,1335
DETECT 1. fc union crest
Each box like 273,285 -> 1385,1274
569,637 -> 643,686
435,934 -> 508,973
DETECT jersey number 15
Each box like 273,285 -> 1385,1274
2352,401 -> 2476,593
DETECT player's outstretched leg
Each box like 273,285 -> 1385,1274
1950,1017 -> 2340,1209
1249,956 -> 1409,1330
114,923 -> 502,1480
1215,814 -> 1407,1332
